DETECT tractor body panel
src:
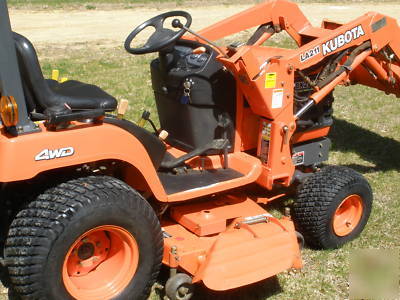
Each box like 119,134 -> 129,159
0,122 -> 169,200
1,0 -> 398,297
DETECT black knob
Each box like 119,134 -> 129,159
172,19 -> 183,29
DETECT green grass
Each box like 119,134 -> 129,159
36,40 -> 400,299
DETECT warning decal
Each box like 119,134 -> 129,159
265,72 -> 277,89
292,151 -> 305,166
272,89 -> 284,109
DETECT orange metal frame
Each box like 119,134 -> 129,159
2,0 -> 400,291
2,0 -> 400,199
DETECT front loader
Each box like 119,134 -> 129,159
0,0 -> 398,299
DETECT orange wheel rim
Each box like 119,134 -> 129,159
62,225 -> 139,300
333,194 -> 363,237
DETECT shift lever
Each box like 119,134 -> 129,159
172,19 -> 229,58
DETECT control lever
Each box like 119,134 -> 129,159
160,139 -> 229,169
282,125 -> 290,144
218,114 -> 231,169
172,19 -> 229,58
137,110 -> 158,133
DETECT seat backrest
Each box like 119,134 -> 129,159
13,32 -> 118,113
13,32 -> 53,111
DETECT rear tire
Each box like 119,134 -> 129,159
4,176 -> 163,300
293,166 -> 373,249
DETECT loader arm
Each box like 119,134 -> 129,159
183,0 -> 400,188
188,0 -> 400,103
195,0 -> 326,46
289,12 -> 400,105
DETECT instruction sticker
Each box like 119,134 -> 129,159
265,72 -> 277,89
272,89 -> 284,109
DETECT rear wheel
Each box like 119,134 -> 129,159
5,176 -> 163,300
293,166 -> 373,249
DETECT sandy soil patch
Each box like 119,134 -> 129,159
8,3 -> 400,48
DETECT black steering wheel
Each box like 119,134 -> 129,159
125,11 -> 192,55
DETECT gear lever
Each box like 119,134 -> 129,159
171,19 -> 229,58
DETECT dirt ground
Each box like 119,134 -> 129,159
8,3 -> 400,48
2,2 -> 400,300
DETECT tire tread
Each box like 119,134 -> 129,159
5,176 -> 163,300
293,166 -> 372,249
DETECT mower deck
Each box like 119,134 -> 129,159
162,196 -> 302,291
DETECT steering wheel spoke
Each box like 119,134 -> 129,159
152,18 -> 165,31
125,11 -> 192,55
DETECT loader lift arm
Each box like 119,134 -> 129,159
188,0 -> 400,104
182,0 -> 400,189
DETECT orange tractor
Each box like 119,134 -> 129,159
1,0 -> 398,298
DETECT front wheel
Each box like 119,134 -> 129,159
293,166 -> 373,249
5,176 -> 163,300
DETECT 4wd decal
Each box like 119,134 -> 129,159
322,25 -> 365,55
35,147 -> 75,161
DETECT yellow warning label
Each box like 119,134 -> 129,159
265,72 -> 277,89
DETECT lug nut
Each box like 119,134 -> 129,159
178,286 -> 189,295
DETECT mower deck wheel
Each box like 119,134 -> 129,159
293,166 -> 373,249
165,273 -> 194,300
5,176 -> 163,300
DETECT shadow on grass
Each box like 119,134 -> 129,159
330,118 -> 400,172
193,276 -> 282,300
155,266 -> 283,300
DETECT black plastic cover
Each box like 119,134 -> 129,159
151,40 -> 236,153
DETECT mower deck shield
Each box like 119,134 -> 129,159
162,197 -> 301,291
199,222 -> 301,290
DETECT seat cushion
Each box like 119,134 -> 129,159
47,79 -> 118,111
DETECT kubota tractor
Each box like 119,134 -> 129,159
0,0 -> 398,299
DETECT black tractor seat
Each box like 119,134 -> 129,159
13,32 -> 117,112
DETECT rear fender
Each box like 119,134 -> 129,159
0,123 -> 168,201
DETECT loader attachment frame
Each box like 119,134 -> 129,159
183,0 -> 400,189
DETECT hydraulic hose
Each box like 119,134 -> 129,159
295,44 -> 372,119
316,41 -> 372,89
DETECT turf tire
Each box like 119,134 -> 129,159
4,176 -> 163,300
293,166 -> 373,249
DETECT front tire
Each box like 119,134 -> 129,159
5,176 -> 163,300
293,166 -> 373,249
